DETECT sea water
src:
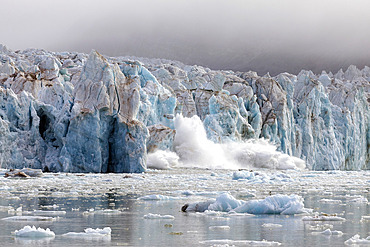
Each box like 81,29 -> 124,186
0,168 -> 369,246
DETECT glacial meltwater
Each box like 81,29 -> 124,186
0,168 -> 369,247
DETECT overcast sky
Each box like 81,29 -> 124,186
2,0 -> 370,75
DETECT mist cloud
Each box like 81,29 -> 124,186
2,0 -> 370,75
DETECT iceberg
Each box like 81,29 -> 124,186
182,193 -> 310,215
143,213 -> 175,219
0,45 -> 368,172
62,227 -> 111,240
14,225 -> 55,238
344,235 -> 370,245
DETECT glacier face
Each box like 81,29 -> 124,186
0,45 -> 368,172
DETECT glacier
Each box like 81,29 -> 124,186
0,44 -> 368,172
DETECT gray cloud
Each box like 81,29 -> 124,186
2,0 -> 370,75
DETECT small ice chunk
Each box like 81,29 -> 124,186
62,227 -> 111,240
209,225 -> 230,230
262,223 -> 283,228
232,171 -> 255,180
307,224 -> 333,231
361,216 -> 370,222
93,209 -> 122,215
32,210 -> 66,216
348,196 -> 368,204
143,213 -> 175,219
14,225 -> 55,238
344,234 -> 370,245
199,239 -> 281,246
234,194 -> 310,215
40,204 -> 59,209
2,216 -> 55,221
302,215 -> 345,221
321,229 -> 333,235
138,195 -> 181,200
4,168 -> 43,177
319,199 -> 342,204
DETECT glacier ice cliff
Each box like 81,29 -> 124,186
0,45 -> 368,172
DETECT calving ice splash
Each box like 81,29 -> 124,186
148,115 -> 306,170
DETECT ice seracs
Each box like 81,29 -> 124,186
0,45 -> 368,172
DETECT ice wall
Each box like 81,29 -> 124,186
0,45 -> 368,172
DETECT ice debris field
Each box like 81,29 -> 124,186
0,45 -> 368,173
0,167 -> 369,246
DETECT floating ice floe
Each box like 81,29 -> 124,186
138,194 -> 182,200
62,227 -> 111,240
262,223 -> 283,228
32,210 -> 66,216
319,229 -> 343,236
234,194 -> 310,215
319,199 -> 342,204
82,209 -> 123,216
302,214 -> 346,221
209,226 -> 230,230
311,228 -> 343,236
2,216 -> 55,221
306,224 -> 333,231
199,239 -> 281,246
94,209 -> 123,215
182,193 -> 311,215
348,196 -> 368,204
4,168 -> 43,178
14,225 -> 55,238
40,204 -> 59,209
194,210 -> 253,218
360,216 -> 370,222
143,213 -> 175,219
344,234 -> 370,245
232,170 -> 293,183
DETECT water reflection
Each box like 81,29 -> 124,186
0,171 -> 369,247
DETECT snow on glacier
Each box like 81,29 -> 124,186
0,45 -> 368,172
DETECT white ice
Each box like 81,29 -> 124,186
319,229 -> 343,236
143,213 -> 175,219
14,225 -> 55,238
199,239 -> 281,246
185,193 -> 310,215
32,210 -> 66,216
344,234 -> 370,245
62,227 -> 111,240
209,225 -> 231,230
2,216 -> 55,221
262,223 -> 283,228
138,194 -> 182,200
302,215 -> 346,221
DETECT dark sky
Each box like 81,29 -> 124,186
2,0 -> 370,75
